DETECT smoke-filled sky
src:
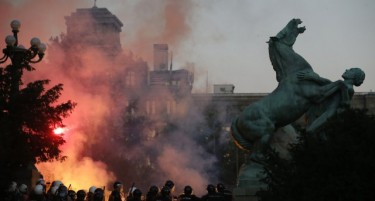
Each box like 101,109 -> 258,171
0,0 -> 374,93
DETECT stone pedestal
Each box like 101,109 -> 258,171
233,186 -> 261,201
232,126 -> 298,201
233,162 -> 266,201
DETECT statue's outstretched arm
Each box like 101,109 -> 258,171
297,71 -> 331,85
314,80 -> 351,108
306,101 -> 337,133
307,81 -> 350,133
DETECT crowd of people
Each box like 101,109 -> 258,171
4,179 -> 233,201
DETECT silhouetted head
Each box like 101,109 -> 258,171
133,189 -> 142,198
148,185 -> 159,195
161,186 -> 171,196
57,185 -> 69,200
93,188 -> 104,201
113,181 -> 122,190
184,185 -> 193,195
206,184 -> 215,193
68,190 -> 76,200
164,180 -> 174,190
76,190 -> 86,200
216,183 -> 225,193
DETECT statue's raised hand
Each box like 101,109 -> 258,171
297,71 -> 317,81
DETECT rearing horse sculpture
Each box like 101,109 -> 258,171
231,19 -> 365,162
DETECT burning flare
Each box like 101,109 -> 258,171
53,127 -> 65,135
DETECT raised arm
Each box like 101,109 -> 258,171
297,71 -> 331,85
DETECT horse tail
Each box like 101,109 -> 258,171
231,118 -> 253,152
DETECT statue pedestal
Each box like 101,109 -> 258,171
233,162 -> 266,201
233,186 -> 261,201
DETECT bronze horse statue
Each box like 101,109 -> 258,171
231,19 -> 365,162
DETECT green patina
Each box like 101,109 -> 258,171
231,19 -> 365,187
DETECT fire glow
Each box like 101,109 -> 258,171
53,127 -> 65,135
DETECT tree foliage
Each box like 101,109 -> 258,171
259,108 -> 375,201
0,64 -> 76,167
197,103 -> 247,186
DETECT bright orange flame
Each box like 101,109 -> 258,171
53,127 -> 65,135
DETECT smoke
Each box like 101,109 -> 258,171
1,0 -> 221,196
157,144 -> 215,195
119,0 -> 194,69
155,119 -> 218,195
36,130 -> 116,191
33,44 -> 119,191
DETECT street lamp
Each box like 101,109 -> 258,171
0,20 -> 46,70
0,20 -> 46,94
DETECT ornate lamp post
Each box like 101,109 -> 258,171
0,20 -> 46,92
0,20 -> 49,188
1,20 -> 46,66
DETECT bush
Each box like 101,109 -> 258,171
258,109 -> 375,201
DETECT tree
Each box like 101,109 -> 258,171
258,108 -> 375,201
196,103 -> 247,186
217,139 -> 247,186
0,62 -> 76,185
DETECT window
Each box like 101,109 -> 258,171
125,71 -> 136,86
166,100 -> 176,114
166,101 -> 171,114
146,100 -> 156,114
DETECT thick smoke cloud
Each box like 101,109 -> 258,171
119,0 -> 194,69
33,45 -> 121,191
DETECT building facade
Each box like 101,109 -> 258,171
153,44 -> 169,71
64,6 -> 123,57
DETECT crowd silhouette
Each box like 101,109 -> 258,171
3,179 -> 233,201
